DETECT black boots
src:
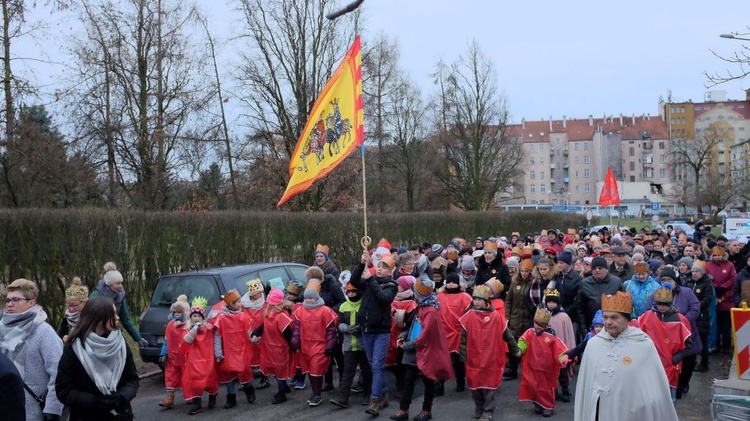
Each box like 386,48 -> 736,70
243,384 -> 256,404
503,367 -> 517,380
223,393 -> 236,409
189,398 -> 203,415
694,360 -> 709,372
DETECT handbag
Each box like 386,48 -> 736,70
22,381 -> 47,408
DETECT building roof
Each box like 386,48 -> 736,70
508,116 -> 669,143
693,101 -> 750,120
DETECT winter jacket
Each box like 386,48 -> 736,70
623,275 -> 661,318
349,263 -> 399,333
553,268 -> 582,317
56,343 -> 139,421
476,255 -> 511,299
734,266 -> 750,308
315,259 -> 340,280
684,274 -> 713,336
321,274 -> 346,309
337,299 -> 364,352
89,283 -> 142,343
505,275 -> 536,339
609,262 -> 635,283
706,260 -> 736,311
568,274 -> 623,329
648,285 -> 702,356
0,352 -> 24,421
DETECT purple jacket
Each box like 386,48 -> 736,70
649,284 -> 702,356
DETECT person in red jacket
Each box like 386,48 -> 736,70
518,309 -> 569,417
436,273 -> 472,394
158,294 -> 190,409
180,297 -> 219,415
706,246 -> 737,354
250,288 -> 294,405
241,279 -> 269,389
460,285 -> 520,421
291,280 -> 339,407
214,289 -> 256,409
389,278 -> 453,421
388,273 -> 418,397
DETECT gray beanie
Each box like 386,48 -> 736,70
103,270 -> 124,286
461,256 -> 476,271
678,256 -> 694,268
303,288 -> 320,300
506,257 -> 519,269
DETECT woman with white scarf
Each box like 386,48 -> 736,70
55,296 -> 139,421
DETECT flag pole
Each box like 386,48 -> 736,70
360,143 -> 371,250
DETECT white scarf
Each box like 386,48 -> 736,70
65,310 -> 81,331
241,292 -> 265,311
73,330 -> 127,395
0,305 -> 46,354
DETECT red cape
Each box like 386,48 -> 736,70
415,305 -> 454,381
460,309 -> 509,389
164,321 -> 186,389
638,311 -> 691,388
214,310 -> 254,384
437,292 -> 473,353
243,303 -> 267,367
387,299 -> 417,366
294,305 -> 338,376
260,309 -> 293,380
519,328 -> 567,410
180,325 -> 219,400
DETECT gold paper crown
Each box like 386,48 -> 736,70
246,278 -> 264,294
414,279 -> 433,297
65,277 -> 89,301
315,244 -> 330,255
601,291 -> 633,314
379,255 -> 395,270
306,279 -> 322,294
486,278 -> 504,297
534,309 -> 551,326
286,281 -> 304,296
223,289 -> 241,305
472,285 -> 491,301
190,296 -> 208,315
635,262 -> 649,274
653,287 -> 673,304
544,289 -> 560,300
484,241 -> 498,253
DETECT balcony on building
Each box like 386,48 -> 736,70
563,162 -> 569,169
563,177 -> 569,183
550,163 -> 556,169
643,142 -> 653,149
550,178 -> 555,184
563,147 -> 569,156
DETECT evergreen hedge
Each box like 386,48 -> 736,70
0,208 -> 586,326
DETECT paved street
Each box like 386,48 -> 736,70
131,355 -> 724,420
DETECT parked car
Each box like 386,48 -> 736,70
139,262 -> 308,365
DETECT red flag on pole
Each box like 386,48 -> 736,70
598,167 -> 620,206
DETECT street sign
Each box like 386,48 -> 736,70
651,202 -> 660,211
652,214 -> 660,223
585,210 -> 593,221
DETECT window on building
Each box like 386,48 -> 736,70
584,155 -> 589,164
540,157 -> 544,165
575,185 -> 580,192
557,163 -> 562,170
660,168 -> 666,178
659,142 -> 665,149
540,144 -> 545,151
530,184 -> 536,194
529,157 -> 535,165
556,138 -> 560,145
629,161 -> 635,171
585,183 -> 590,192
630,175 -> 635,182
629,147 -> 635,157
584,169 -> 590,178
575,156 -> 579,164
575,170 -> 580,178
574,142 -> 579,151
540,171 -> 545,179
555,149 -> 560,157
659,154 -> 665,163
529,144 -> 534,152
530,170 -> 535,179
584,142 -> 589,151
540,183 -> 546,193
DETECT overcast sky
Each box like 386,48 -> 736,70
20,0 -> 750,127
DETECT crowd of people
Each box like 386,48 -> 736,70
1,220 -> 748,420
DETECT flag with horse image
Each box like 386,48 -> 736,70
277,36 -> 364,207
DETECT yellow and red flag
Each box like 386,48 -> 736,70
277,36 -> 364,207
598,167 -> 620,206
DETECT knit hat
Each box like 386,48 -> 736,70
472,249 -> 484,259
65,277 -> 89,301
314,244 -> 330,260
591,256 -> 608,270
461,256 -> 477,271
472,285 -> 491,301
304,287 -> 320,300
558,251 -> 573,265
431,244 -> 444,255
691,261 -> 706,274
591,310 -> 604,327
678,256 -> 694,268
103,269 -> 123,286
445,273 -> 460,286
544,288 -> 561,304
190,296 -> 208,317
396,275 -> 416,291
583,256 -> 593,264
534,309 -> 551,327
486,277 -> 504,298
267,288 -> 284,306
659,267 -> 678,283
170,294 -> 190,315
634,262 -> 649,275
413,277 -> 435,301
246,278 -> 264,295
506,257 -> 520,269
223,289 -> 241,305
520,258 -> 534,271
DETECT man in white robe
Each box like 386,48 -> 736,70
574,291 -> 678,421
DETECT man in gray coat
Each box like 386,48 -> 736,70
0,279 -> 64,420
568,257 -> 624,332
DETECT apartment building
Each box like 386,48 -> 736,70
504,115 -> 669,207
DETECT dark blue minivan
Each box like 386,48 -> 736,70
139,262 -> 308,365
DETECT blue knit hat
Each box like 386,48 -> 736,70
591,310 -> 604,327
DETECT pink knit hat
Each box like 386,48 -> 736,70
267,288 -> 284,306
396,275 -> 416,291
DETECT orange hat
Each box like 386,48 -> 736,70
306,279 -> 322,294
712,246 -> 726,257
634,262 -> 649,275
315,244 -> 330,255
484,241 -> 498,253
377,238 -> 392,249
521,246 -> 534,259
520,259 -> 534,271
223,289 -> 241,305
379,255 -> 395,270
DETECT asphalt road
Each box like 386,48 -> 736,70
131,356 -> 722,421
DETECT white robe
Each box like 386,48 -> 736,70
573,326 -> 678,421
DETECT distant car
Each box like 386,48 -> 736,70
139,262 -> 308,365
624,210 -> 638,218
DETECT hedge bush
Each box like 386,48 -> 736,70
0,208 -> 585,326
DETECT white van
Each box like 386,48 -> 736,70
723,218 -> 750,242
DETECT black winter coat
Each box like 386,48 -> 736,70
476,256 -> 511,299
321,274 -> 346,309
684,274 -> 713,335
349,263 -> 398,333
56,342 -> 139,421
568,274 -> 623,328
556,269 -> 582,318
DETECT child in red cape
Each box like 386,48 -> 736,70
158,294 -> 189,409
242,279 -> 270,389
213,289 -> 255,409
180,297 -> 219,415
251,288 -> 294,404
436,273 -> 472,394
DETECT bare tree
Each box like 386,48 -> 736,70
66,0 -> 214,210
433,40 -> 525,211
669,125 -> 723,211
705,27 -> 750,86
700,166 -> 738,216
665,177 -> 693,216
234,0 -> 359,211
